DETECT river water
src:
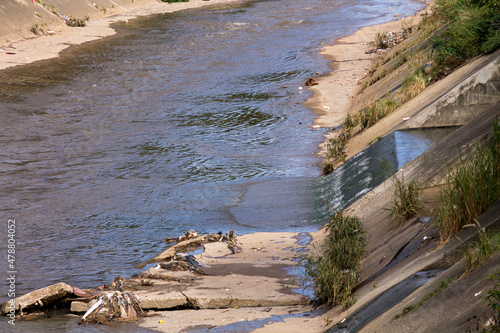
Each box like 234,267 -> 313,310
0,0 -> 425,330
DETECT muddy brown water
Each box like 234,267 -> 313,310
0,0 -> 429,331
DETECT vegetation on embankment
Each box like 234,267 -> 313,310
436,118 -> 500,242
308,0 -> 499,312
322,0 -> 500,174
301,212 -> 366,308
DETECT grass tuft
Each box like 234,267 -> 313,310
375,31 -> 389,49
402,63 -> 428,101
463,221 -> 500,271
301,211 -> 366,308
436,118 -> 500,242
66,16 -> 89,27
357,99 -> 398,130
386,173 -> 423,227
30,23 -> 45,35
323,128 -> 352,174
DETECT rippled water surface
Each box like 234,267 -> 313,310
0,0 -> 425,327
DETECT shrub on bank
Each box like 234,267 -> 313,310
301,212 -> 366,308
429,0 -> 500,78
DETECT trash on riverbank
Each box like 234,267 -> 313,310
154,229 -> 242,262
79,291 -> 144,325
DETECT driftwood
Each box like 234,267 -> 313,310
155,229 -> 242,262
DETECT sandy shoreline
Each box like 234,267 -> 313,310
0,0 -> 243,71
303,7 -> 429,156
0,2 -> 437,332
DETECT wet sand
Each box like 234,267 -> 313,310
304,8 -> 429,156
0,2 -> 439,332
0,0 -> 242,71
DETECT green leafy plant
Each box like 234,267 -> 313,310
429,0 -> 500,79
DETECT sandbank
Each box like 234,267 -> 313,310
0,0 -> 242,71
303,6 -> 430,156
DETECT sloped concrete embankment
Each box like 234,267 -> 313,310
320,50 -> 500,331
347,49 -> 500,159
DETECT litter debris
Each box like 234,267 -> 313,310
159,254 -> 207,275
79,291 -> 144,325
305,78 -> 319,86
156,229 -> 241,262
165,229 -> 199,243
106,276 -> 153,292
403,117 -> 411,121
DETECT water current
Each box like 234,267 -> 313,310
0,0 -> 427,330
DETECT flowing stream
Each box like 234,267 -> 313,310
0,0 -> 427,330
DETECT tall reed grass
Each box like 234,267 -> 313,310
436,118 -> 500,241
301,212 -> 366,308
386,173 -> 423,227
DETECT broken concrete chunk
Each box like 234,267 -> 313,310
71,299 -> 97,313
0,282 -> 73,315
